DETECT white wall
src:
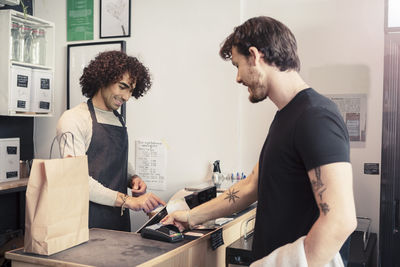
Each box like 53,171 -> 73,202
125,0 -> 242,229
33,0 -> 384,234
240,0 -> 384,235
34,0 -> 241,231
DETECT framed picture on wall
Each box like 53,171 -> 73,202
100,0 -> 131,38
67,41 -> 126,117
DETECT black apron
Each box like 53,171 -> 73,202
86,99 -> 130,231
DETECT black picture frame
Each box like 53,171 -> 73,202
100,0 -> 131,38
67,41 -> 127,118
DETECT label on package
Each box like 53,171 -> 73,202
17,100 -> 26,108
6,171 -> 18,178
40,78 -> 50,89
7,146 -> 17,154
39,101 -> 50,110
17,75 -> 28,88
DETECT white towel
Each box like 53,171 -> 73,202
250,236 -> 344,267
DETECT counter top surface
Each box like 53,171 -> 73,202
9,228 -> 193,267
6,204 -> 257,267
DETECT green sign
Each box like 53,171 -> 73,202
67,0 -> 94,41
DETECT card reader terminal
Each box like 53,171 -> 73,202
140,223 -> 184,243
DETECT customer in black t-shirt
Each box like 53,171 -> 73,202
162,16 -> 356,266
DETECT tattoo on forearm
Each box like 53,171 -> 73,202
318,188 -> 326,201
319,203 -> 330,215
225,188 -> 240,203
311,167 -> 330,215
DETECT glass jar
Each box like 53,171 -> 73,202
23,25 -> 33,63
34,28 -> 46,65
10,22 -> 20,61
31,28 -> 46,65
17,23 -> 25,62
31,28 -> 39,65
38,28 -> 46,65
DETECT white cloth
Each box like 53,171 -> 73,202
56,102 -> 136,206
250,236 -> 344,267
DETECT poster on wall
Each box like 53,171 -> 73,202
67,0 -> 94,41
135,140 -> 167,191
100,0 -> 131,38
326,94 -> 367,147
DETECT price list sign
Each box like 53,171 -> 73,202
135,140 -> 167,191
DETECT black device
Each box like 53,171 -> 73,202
184,185 -> 216,209
136,206 -> 168,234
140,223 -> 184,243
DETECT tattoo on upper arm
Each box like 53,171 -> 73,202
224,188 -> 240,204
311,167 -> 323,191
311,167 -> 330,216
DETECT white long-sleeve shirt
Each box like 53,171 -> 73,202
56,102 -> 135,206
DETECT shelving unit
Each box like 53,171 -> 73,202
0,10 -> 55,117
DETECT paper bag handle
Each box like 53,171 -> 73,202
50,132 -> 76,159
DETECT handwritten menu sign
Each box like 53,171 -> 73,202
135,140 -> 167,191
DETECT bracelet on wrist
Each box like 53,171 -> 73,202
120,194 -> 129,216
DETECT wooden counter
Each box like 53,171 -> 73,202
0,178 -> 28,194
6,205 -> 256,267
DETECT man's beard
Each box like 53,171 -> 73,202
246,69 -> 267,103
248,86 -> 267,103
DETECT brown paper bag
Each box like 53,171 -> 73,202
24,155 -> 89,255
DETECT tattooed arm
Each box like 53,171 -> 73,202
304,162 -> 357,267
161,163 -> 259,231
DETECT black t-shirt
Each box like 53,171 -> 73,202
252,88 -> 350,261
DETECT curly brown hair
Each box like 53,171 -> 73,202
220,16 -> 300,72
80,50 -> 151,99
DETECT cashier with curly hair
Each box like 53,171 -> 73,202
56,51 -> 165,231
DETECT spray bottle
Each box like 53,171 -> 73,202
212,160 -> 224,188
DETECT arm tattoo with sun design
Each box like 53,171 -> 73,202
224,188 -> 240,204
311,166 -> 330,216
